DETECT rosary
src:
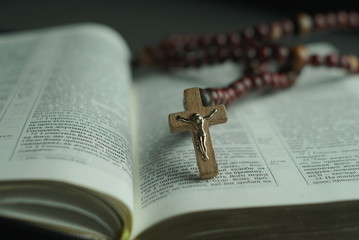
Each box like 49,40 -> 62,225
133,10 -> 359,179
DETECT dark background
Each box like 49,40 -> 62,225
0,0 -> 358,55
0,1 -> 359,239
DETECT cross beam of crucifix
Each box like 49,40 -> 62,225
168,88 -> 228,179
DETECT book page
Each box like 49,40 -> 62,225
132,43 -> 359,235
0,24 -> 134,209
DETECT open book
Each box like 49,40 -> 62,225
1,24 -> 359,240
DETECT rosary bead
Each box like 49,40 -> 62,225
347,55 -> 359,73
325,54 -> 339,67
314,13 -> 327,30
279,73 -> 291,88
160,35 -> 181,50
297,13 -> 313,35
240,27 -> 255,43
162,46 -> 178,60
198,34 -> 213,48
270,22 -> 283,40
242,47 -> 257,61
229,80 -> 246,97
260,72 -> 272,86
212,34 -> 227,47
214,89 -> 224,105
338,55 -> 350,69
225,87 -> 237,105
242,76 -> 253,91
281,19 -> 295,35
271,73 -> 281,89
183,35 -> 198,51
206,88 -> 219,105
348,11 -> 359,28
309,54 -> 323,66
337,11 -> 349,27
257,46 -> 272,61
227,32 -> 241,46
255,24 -> 270,41
222,90 -> 231,105
291,45 -> 309,71
204,47 -> 217,65
326,12 -> 338,28
216,89 -> 227,105
230,47 -> 242,62
252,75 -> 264,89
216,48 -> 229,63
273,45 -> 289,62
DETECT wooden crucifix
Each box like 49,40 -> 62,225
168,88 -> 228,179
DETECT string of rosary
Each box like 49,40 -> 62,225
134,10 -> 359,107
133,10 -> 359,179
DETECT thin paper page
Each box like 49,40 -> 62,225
132,43 -> 359,235
0,24 -> 134,209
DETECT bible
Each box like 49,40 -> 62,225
1,24 -> 359,240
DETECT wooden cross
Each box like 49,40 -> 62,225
168,88 -> 228,179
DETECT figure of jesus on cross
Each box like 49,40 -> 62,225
169,88 -> 228,179
176,109 -> 218,161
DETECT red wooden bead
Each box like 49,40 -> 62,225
271,73 -> 281,89
326,12 -> 338,28
242,47 -> 257,60
207,88 -> 219,105
240,27 -> 254,43
230,48 -> 242,62
227,32 -> 241,46
279,73 -> 290,88
309,54 -> 323,66
250,75 -> 264,90
258,62 -> 270,73
257,46 -> 272,61
198,34 -> 212,48
260,72 -> 272,86
222,89 -> 230,106
273,45 -> 289,62
338,55 -> 350,69
242,76 -> 253,91
325,54 -> 339,67
218,48 -> 230,63
225,87 -> 237,105
212,34 -> 227,47
348,11 -> 359,28
161,35 -> 182,49
216,89 -> 224,104
281,19 -> 294,35
183,35 -> 198,51
337,11 -> 349,27
314,13 -> 327,29
205,47 -> 218,64
230,80 -> 246,97
255,24 -> 270,41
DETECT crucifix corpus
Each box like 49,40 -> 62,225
168,88 -> 228,179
